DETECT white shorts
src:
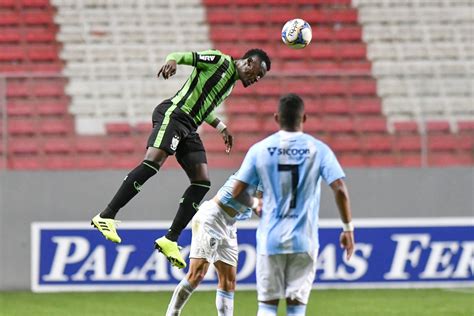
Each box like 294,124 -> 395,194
189,200 -> 238,267
256,252 -> 318,304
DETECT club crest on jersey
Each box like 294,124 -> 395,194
209,237 -> 217,248
171,135 -> 180,151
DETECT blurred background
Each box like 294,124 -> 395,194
0,0 -> 472,308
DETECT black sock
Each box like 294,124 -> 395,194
100,160 -> 160,219
166,180 -> 211,242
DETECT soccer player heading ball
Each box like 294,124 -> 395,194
91,48 -> 271,269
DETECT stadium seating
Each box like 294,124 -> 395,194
1,0 -> 472,169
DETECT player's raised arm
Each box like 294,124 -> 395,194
330,178 -> 355,260
157,52 -> 195,79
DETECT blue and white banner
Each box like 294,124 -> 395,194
31,218 -> 474,292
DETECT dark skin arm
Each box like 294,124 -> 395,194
209,118 -> 233,154
157,60 -> 177,79
330,178 -> 355,260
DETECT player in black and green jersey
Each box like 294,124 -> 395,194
91,48 -> 271,268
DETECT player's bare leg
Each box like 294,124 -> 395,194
166,258 -> 209,316
214,261 -> 236,316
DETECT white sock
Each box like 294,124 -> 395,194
166,279 -> 195,316
287,304 -> 306,316
215,289 -> 234,316
257,302 -> 278,316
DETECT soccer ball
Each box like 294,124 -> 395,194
281,18 -> 312,49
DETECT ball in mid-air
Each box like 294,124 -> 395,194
281,18 -> 312,49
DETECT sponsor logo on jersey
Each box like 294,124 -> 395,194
267,147 -> 310,157
198,55 -> 216,62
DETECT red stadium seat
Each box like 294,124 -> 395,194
43,155 -> 76,169
37,102 -> 68,116
355,117 -> 387,133
394,135 -> 421,152
367,154 -> 398,167
75,137 -> 104,154
362,135 -> 393,152
25,27 -> 57,42
8,137 -> 40,155
0,0 -> 16,8
23,10 -> 54,25
106,123 -> 132,135
227,116 -> 260,133
43,137 -> 72,154
428,134 -> 458,152
321,98 -> 351,115
76,155 -> 107,169
8,157 -> 42,169
39,119 -> 73,135
426,121 -> 450,133
7,104 -> 32,117
393,121 -> 419,134
20,0 -> 50,8
329,134 -> 360,153
428,152 -> 472,167
206,9 -> 236,24
323,117 -> 355,133
109,155 -> 142,169
338,153 -> 366,167
0,12 -> 21,25
399,154 -> 422,167
0,29 -> 21,43
0,46 -> 26,61
106,137 -> 136,154
458,121 -> 474,132
352,98 -> 381,115
8,119 -> 36,135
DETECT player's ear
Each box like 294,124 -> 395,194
302,113 -> 307,123
274,113 -> 279,124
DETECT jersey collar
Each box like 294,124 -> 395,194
278,130 -> 303,139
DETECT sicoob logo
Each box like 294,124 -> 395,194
267,147 -> 310,156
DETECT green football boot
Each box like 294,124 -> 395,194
91,214 -> 122,243
154,236 -> 186,269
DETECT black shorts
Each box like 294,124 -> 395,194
147,100 -> 207,166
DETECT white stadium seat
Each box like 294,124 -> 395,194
353,0 -> 474,132
52,0 -> 213,133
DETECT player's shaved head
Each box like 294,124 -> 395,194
278,93 -> 305,130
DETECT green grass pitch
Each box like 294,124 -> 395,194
1,289 -> 473,315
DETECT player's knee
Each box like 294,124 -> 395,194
191,180 -> 211,193
221,277 -> 236,292
187,269 -> 207,285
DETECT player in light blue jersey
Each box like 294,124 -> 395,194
166,173 -> 262,316
232,93 -> 355,316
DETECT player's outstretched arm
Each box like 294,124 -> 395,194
330,178 -> 355,260
157,51 -> 197,79
157,59 -> 177,79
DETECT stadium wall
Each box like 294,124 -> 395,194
1,167 -> 473,290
